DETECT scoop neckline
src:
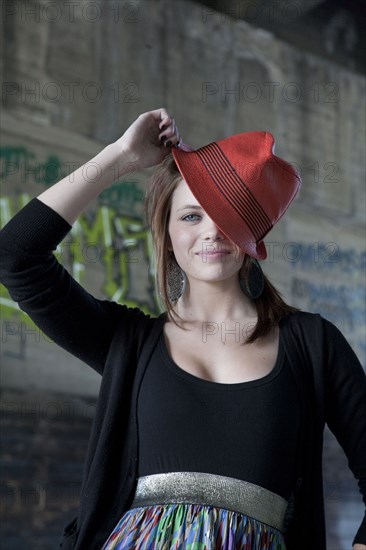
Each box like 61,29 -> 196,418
159,326 -> 285,390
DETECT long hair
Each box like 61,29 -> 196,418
144,153 -> 297,343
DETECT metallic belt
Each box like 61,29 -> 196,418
131,472 -> 288,533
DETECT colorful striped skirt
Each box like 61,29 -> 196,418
101,472 -> 288,550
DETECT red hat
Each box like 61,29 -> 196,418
172,132 -> 301,260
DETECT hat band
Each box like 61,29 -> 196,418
196,142 -> 272,243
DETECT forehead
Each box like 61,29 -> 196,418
170,178 -> 201,210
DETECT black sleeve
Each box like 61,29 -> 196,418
323,318 -> 366,545
0,198 -> 147,375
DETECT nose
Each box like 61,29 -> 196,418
202,217 -> 225,242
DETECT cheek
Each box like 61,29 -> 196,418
168,227 -> 195,269
171,234 -> 191,261
168,223 -> 190,251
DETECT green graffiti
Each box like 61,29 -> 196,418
99,181 -> 144,214
0,145 -> 144,214
0,146 -> 65,184
0,195 -> 162,330
0,146 -> 35,174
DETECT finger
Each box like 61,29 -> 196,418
139,108 -> 171,133
159,108 -> 170,122
158,119 -> 175,141
159,125 -> 180,147
139,108 -> 169,124
158,113 -> 182,148
159,117 -> 178,138
159,115 -> 173,131
163,133 -> 181,148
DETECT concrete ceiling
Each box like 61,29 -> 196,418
198,0 -> 365,73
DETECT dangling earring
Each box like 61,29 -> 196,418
239,258 -> 264,300
167,253 -> 186,303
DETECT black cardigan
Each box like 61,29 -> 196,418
0,198 -> 365,549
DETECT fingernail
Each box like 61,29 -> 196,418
160,136 -> 166,143
160,124 -> 167,131
165,140 -> 172,147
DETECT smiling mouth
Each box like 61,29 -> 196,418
196,250 -> 231,256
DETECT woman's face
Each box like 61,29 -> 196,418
168,179 -> 245,286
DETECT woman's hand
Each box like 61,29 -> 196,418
353,544 -> 366,549
36,107 -> 182,225
115,107 -> 181,172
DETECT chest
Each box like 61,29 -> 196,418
163,322 -> 280,384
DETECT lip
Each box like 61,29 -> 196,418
196,250 -> 231,257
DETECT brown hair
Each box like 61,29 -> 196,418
144,154 -> 297,343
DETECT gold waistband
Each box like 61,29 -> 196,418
131,472 -> 288,532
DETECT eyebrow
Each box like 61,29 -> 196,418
176,205 -> 203,212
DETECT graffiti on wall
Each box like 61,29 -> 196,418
0,146 -> 144,214
287,242 -> 366,366
1,194 -> 162,359
0,192 -> 161,316
0,142 -> 161,360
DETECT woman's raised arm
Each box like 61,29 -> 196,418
0,108 -> 180,373
37,107 -> 180,224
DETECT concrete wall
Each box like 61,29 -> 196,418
1,0 -> 365,548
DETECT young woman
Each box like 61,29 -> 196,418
0,108 -> 365,550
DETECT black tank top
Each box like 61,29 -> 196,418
137,329 -> 301,501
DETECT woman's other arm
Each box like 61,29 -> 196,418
323,319 -> 366,548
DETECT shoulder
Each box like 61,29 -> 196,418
280,310 -> 323,334
280,310 -> 346,359
284,311 -> 364,371
111,302 -> 166,342
108,301 -> 165,325
282,309 -> 356,345
281,310 -> 339,333
103,301 -> 166,345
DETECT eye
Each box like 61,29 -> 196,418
181,213 -> 201,222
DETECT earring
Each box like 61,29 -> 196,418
239,258 -> 264,300
167,255 -> 186,302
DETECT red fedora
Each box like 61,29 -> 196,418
172,132 -> 301,260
